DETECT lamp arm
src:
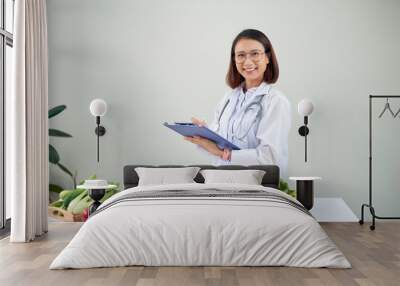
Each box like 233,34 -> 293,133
97,116 -> 100,162
305,131 -> 307,162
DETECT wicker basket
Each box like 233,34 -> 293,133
48,206 -> 83,222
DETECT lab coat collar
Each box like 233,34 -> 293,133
235,81 -> 271,98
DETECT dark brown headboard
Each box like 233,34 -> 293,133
123,165 -> 280,190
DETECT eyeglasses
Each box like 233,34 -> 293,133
234,50 -> 265,64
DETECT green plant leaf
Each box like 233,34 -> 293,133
279,179 -> 289,191
49,184 -> 63,194
49,144 -> 60,164
109,181 -> 120,191
57,162 -> 74,178
72,170 -> 78,189
49,128 -> 72,137
79,174 -> 96,185
49,105 -> 66,118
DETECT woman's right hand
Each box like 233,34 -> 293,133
190,117 -> 207,127
185,117 -> 230,160
185,117 -> 208,149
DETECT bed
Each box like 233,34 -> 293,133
50,165 -> 350,269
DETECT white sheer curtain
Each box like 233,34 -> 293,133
9,0 -> 49,242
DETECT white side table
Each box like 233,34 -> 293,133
289,177 -> 321,210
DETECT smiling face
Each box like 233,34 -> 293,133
234,38 -> 269,88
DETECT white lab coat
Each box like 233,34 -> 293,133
202,82 -> 291,175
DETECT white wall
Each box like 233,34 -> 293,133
47,0 -> 400,218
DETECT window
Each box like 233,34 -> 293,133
1,0 -> 14,231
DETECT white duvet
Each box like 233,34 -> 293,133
50,183 -> 351,269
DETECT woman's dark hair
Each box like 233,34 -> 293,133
226,29 -> 279,88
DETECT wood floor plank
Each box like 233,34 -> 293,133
0,221 -> 400,286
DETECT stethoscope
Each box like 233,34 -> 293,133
215,91 -> 268,141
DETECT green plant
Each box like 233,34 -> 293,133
279,179 -> 296,198
49,105 -> 77,189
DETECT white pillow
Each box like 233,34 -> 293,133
200,169 -> 266,185
135,167 -> 200,186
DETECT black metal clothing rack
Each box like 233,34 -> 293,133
359,95 -> 400,230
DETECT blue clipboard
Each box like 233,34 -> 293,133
164,122 -> 241,150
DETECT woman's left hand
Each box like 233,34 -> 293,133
184,136 -> 223,157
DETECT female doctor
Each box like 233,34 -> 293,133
185,29 -> 291,174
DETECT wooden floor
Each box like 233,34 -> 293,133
0,221 -> 399,286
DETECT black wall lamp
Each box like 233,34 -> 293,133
89,99 -> 107,162
297,99 -> 314,162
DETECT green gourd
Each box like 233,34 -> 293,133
61,189 -> 85,209
50,199 -> 63,208
69,193 -> 93,214
59,189 -> 73,200
69,189 -> 118,215
67,190 -> 88,213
